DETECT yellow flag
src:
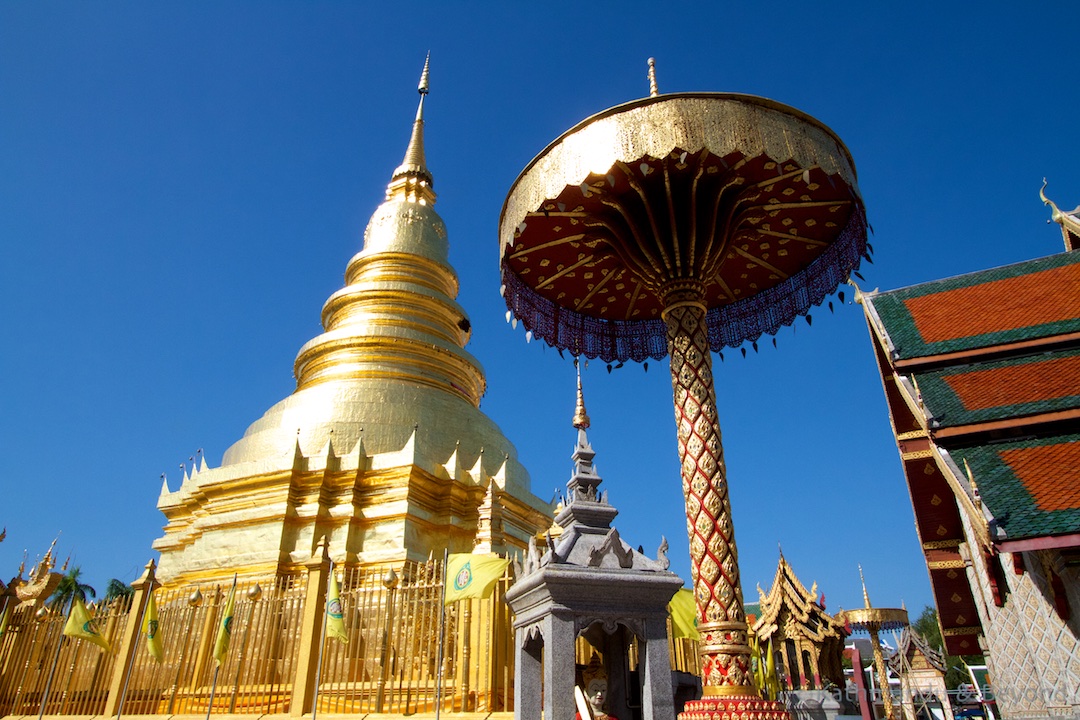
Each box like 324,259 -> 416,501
444,553 -> 508,605
213,584 -> 236,666
326,571 -> 348,643
63,598 -> 110,652
667,588 -> 700,640
142,590 -> 164,663
764,637 -> 780,700
750,633 -> 766,695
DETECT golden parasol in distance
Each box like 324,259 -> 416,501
843,567 -> 909,720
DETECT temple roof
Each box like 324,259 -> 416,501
752,552 -> 845,643
863,248 -> 1080,545
911,349 -> 1080,428
867,251 -> 1080,361
956,433 -> 1080,541
863,228 -> 1080,654
888,627 -> 947,675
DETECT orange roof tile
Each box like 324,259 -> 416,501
942,354 -> 1080,411
1000,443 -> 1080,513
903,262 -> 1080,344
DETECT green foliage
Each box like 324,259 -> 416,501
46,567 -> 96,613
912,605 -> 983,690
104,578 -> 134,608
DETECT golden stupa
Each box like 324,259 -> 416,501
153,58 -> 552,587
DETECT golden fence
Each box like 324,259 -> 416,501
0,559 -> 700,717
0,598 -> 124,716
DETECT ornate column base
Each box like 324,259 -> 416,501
680,696 -> 791,720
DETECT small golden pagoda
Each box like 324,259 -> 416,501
153,58 -> 553,587
751,551 -> 847,690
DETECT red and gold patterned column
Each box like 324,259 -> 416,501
662,283 -> 788,720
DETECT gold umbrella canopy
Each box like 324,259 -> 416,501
499,93 -> 868,362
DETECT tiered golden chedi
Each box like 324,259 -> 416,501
154,62 -> 552,586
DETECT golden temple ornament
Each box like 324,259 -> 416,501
842,567 -> 909,720
500,78 -> 867,720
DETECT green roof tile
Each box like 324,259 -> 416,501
913,349 -> 1080,427
956,434 -> 1080,540
869,253 -> 1080,359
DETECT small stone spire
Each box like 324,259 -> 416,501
572,359 -> 590,430
647,57 -> 659,97
554,362 -> 617,531
564,363 -> 604,506
387,53 -> 436,204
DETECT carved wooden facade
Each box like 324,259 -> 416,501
750,553 -> 847,690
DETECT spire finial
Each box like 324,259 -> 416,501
388,55 -> 436,204
858,564 -> 872,608
418,52 -> 430,95
572,359 -> 590,429
647,57 -> 659,97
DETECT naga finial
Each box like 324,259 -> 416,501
647,57 -> 659,97
1040,179 -> 1080,252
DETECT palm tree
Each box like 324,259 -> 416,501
47,567 -> 96,614
104,578 -> 134,609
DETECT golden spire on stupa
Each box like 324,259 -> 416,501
387,52 -> 435,204
281,54 -> 486,406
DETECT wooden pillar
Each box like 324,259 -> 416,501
103,559 -> 159,717
810,643 -> 822,689
290,538 -> 330,717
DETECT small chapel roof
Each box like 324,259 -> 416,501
752,552 -> 845,643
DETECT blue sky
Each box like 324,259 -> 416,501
2,2 -> 1076,619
